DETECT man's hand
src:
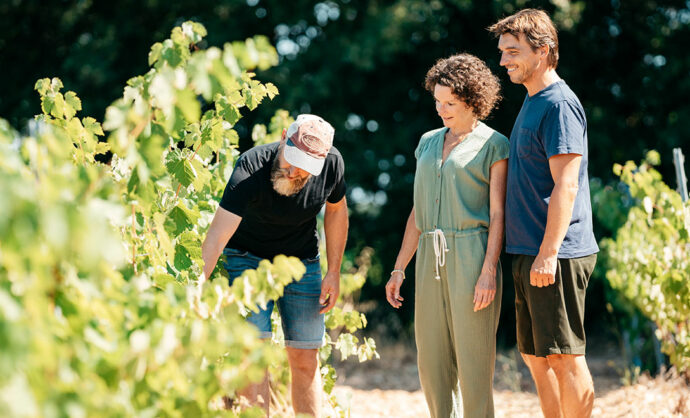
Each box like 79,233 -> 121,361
473,270 -> 496,312
319,271 -> 340,314
385,272 -> 405,308
531,153 -> 580,288
530,252 -> 557,287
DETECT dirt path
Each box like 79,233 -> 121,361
334,378 -> 689,417
332,343 -> 690,417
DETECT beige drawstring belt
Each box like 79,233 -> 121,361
428,229 -> 448,280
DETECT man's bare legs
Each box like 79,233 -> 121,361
522,353 -> 562,418
286,347 -> 321,418
522,353 -> 594,418
235,372 -> 270,414
548,354 -> 594,418
230,347 -> 321,416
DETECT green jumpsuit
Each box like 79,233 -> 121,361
413,122 -> 509,418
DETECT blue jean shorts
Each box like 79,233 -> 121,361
222,248 -> 325,349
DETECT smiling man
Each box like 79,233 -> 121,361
201,114 -> 348,417
489,9 -> 599,418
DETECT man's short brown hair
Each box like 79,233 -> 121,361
424,53 -> 502,120
488,8 -> 559,69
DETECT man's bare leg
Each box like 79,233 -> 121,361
522,353 -> 563,418
547,354 -> 594,418
286,347 -> 321,418
234,372 -> 269,414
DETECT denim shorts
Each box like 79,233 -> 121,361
222,247 -> 325,349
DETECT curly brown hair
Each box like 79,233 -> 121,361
424,53 -> 502,120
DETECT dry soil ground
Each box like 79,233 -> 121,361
331,339 -> 690,417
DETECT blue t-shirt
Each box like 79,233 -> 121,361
505,81 -> 599,258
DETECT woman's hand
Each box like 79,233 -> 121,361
387,208 -> 419,309
473,269 -> 496,312
385,272 -> 405,308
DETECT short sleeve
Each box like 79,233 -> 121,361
218,156 -> 257,217
488,133 -> 509,167
414,131 -> 435,160
541,101 -> 585,159
327,152 -> 346,203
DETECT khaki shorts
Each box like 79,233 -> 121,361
513,253 -> 597,357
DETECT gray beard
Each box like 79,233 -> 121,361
271,157 -> 310,196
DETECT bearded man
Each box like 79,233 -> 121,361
201,114 -> 348,417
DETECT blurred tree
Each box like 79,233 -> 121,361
1,0 -> 688,342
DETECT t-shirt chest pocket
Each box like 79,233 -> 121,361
517,128 -> 537,158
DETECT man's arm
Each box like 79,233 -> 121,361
319,196 -> 348,313
201,207 -> 242,280
530,153 -> 582,287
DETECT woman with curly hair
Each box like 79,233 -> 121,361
385,53 -> 508,417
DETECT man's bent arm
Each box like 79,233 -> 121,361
541,154 -> 582,255
323,197 -> 348,274
531,153 -> 581,287
319,196 -> 348,313
201,207 -> 242,280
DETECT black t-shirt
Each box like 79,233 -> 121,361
219,142 -> 346,259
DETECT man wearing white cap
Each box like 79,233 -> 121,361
201,114 -> 347,417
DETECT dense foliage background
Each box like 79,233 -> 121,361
2,0 -> 688,371
0,22 -> 379,416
